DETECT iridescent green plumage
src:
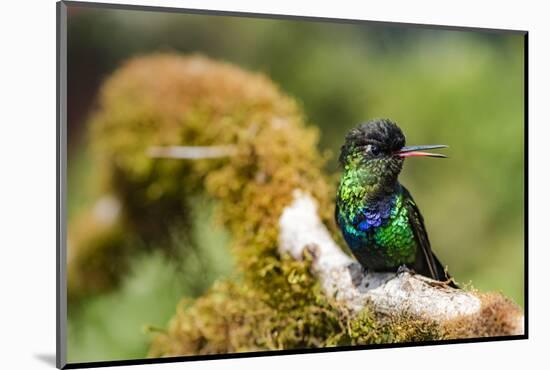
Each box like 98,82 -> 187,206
335,119 -> 455,285
372,193 -> 416,266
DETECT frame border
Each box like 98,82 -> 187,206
62,0 -> 527,34
57,1 -> 68,369
56,1 -> 529,369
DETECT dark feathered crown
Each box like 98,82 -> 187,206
339,119 -> 406,164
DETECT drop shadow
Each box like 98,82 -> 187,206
34,353 -> 56,367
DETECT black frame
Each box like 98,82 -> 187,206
56,1 -> 529,368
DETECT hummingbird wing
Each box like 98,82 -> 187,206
401,186 -> 455,285
334,202 -> 341,228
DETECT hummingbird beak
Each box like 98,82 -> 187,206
397,144 -> 448,158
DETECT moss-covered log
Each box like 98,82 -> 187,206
68,53 -> 523,354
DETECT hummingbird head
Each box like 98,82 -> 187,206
339,118 -> 447,191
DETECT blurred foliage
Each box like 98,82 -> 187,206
66,5 -> 524,363
67,197 -> 234,362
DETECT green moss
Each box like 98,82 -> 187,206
349,309 -> 443,344
149,254 -> 347,356
149,251 -> 444,356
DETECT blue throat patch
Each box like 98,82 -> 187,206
355,194 -> 396,231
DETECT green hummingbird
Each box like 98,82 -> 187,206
335,118 -> 455,286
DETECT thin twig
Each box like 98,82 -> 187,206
148,145 -> 238,159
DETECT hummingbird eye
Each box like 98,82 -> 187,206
365,144 -> 380,156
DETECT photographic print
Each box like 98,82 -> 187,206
57,1 -> 526,368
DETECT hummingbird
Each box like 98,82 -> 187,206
335,118 -> 456,286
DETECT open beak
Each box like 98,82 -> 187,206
397,144 -> 448,158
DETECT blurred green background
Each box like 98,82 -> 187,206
67,5 -> 525,363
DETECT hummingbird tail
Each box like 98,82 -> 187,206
413,250 -> 459,289
430,253 -> 459,289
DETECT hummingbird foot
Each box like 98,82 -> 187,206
396,264 -> 414,276
432,277 -> 459,289
426,279 -> 455,289
348,263 -> 366,287
412,273 -> 459,289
